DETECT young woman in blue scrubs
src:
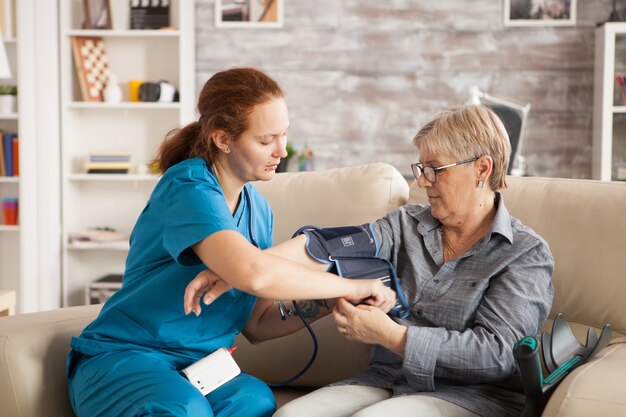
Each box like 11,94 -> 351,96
66,68 -> 395,417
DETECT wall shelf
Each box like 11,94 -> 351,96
0,225 -> 19,232
66,241 -> 130,251
60,0 -> 195,307
68,174 -> 159,182
65,29 -> 180,38
67,102 -> 180,110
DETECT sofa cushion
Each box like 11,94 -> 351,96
409,176 -> 626,339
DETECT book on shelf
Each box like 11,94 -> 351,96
89,153 -> 131,163
0,132 -> 4,176
1,131 -> 16,176
85,163 -> 130,174
85,152 -> 131,173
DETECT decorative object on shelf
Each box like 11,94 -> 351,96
86,274 -> 123,305
216,0 -> 284,29
138,80 -> 179,102
128,79 -> 143,102
504,0 -> 576,27
130,0 -> 170,30
103,73 -> 122,103
71,36 -> 110,102
0,85 -> 17,113
1,197 -> 18,225
85,152 -> 131,174
82,0 -> 112,29
0,131 -> 18,176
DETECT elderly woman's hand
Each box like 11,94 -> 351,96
332,298 -> 407,355
184,269 -> 233,316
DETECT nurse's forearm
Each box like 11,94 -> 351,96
192,230 -> 371,301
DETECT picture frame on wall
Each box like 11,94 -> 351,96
83,0 -> 113,30
504,0 -> 576,27
215,0 -> 284,29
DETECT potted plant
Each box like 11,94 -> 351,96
276,142 -> 297,172
0,85 -> 17,114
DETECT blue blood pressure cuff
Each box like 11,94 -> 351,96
293,225 -> 410,318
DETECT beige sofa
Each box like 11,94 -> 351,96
1,163 -> 625,417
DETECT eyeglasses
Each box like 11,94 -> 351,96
410,157 -> 479,183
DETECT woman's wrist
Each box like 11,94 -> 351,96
384,323 -> 407,356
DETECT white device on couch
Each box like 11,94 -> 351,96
180,347 -> 241,396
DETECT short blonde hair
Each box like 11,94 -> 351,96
412,105 -> 511,191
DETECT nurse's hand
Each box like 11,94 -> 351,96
184,269 -> 232,316
344,279 -> 397,313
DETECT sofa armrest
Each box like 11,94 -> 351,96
542,341 -> 626,417
0,304 -> 101,417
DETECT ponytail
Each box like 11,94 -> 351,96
154,121 -> 214,174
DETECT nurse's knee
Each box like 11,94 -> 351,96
207,374 -> 276,417
236,383 -> 276,417
141,394 -> 213,417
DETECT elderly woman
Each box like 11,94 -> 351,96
186,105 -> 554,417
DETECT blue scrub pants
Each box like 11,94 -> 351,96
68,350 -> 276,417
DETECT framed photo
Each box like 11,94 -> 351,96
215,0 -> 284,29
504,0 -> 576,27
83,0 -> 113,30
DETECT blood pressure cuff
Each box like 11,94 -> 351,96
293,225 -> 410,318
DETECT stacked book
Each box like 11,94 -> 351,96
85,152 -> 131,174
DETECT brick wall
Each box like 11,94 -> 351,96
195,0 -> 621,178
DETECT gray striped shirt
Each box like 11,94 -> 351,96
338,194 -> 554,417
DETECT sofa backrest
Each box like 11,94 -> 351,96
235,163 -> 410,386
409,176 -> 626,340
252,162 -> 409,244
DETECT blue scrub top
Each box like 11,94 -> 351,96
70,158 -> 274,362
